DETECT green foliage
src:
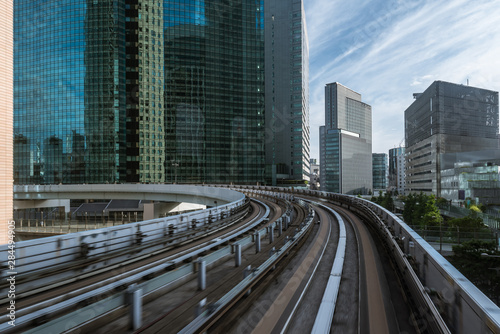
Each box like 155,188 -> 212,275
450,240 -> 500,306
448,214 -> 484,230
478,203 -> 487,213
436,197 -> 449,207
370,191 -> 394,211
402,192 -> 443,227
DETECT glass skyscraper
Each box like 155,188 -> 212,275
388,147 -> 405,195
14,0 -> 265,185
264,0 -> 309,186
372,153 -> 388,192
320,83 -> 372,194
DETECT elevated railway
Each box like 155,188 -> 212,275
2,185 -> 499,333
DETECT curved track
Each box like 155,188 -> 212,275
1,199 -> 284,333
8,186 -> 491,334
92,197 -> 306,334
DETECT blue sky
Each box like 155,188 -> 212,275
304,0 -> 500,160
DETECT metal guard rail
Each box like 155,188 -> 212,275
0,198 -> 286,333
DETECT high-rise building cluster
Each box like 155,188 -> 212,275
317,79 -> 499,202
14,0 -> 310,186
11,1 -> 500,204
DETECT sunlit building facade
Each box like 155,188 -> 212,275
320,83 -> 372,194
14,0 -> 265,185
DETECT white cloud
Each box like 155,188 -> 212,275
305,0 -> 500,160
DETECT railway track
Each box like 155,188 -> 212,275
92,197 -> 309,333
4,186 -> 498,333
0,198 -> 287,333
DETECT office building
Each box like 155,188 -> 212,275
264,0 -> 309,186
0,0 -> 13,244
14,0 -> 265,185
389,147 -> 405,195
372,153 -> 388,193
441,149 -> 500,205
320,83 -> 372,194
405,81 -> 499,196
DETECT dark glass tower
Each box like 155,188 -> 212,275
405,81 -> 499,196
264,0 -> 309,186
164,1 -> 265,184
14,0 -> 265,185
15,0 -> 127,184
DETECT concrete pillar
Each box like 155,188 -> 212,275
127,284 -> 143,330
198,258 -> 206,291
235,244 -> 241,267
278,220 -> 282,237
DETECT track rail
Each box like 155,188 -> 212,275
0,199 -> 275,333
4,185 -> 500,334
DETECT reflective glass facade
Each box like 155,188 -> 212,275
388,147 -> 405,194
320,83 -> 372,194
372,153 -> 388,191
164,0 -> 265,184
405,81 -> 499,195
15,0 -> 127,184
14,0 -> 265,185
264,0 -> 309,185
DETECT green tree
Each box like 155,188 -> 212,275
402,192 -> 443,227
448,214 -> 484,230
421,195 -> 443,228
451,240 -> 500,306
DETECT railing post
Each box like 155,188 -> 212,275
268,225 -> 274,244
235,244 -> 241,267
127,284 -> 143,330
255,231 -> 261,253
198,258 -> 206,291
196,298 -> 207,317
243,265 -> 252,296
270,247 -> 276,270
